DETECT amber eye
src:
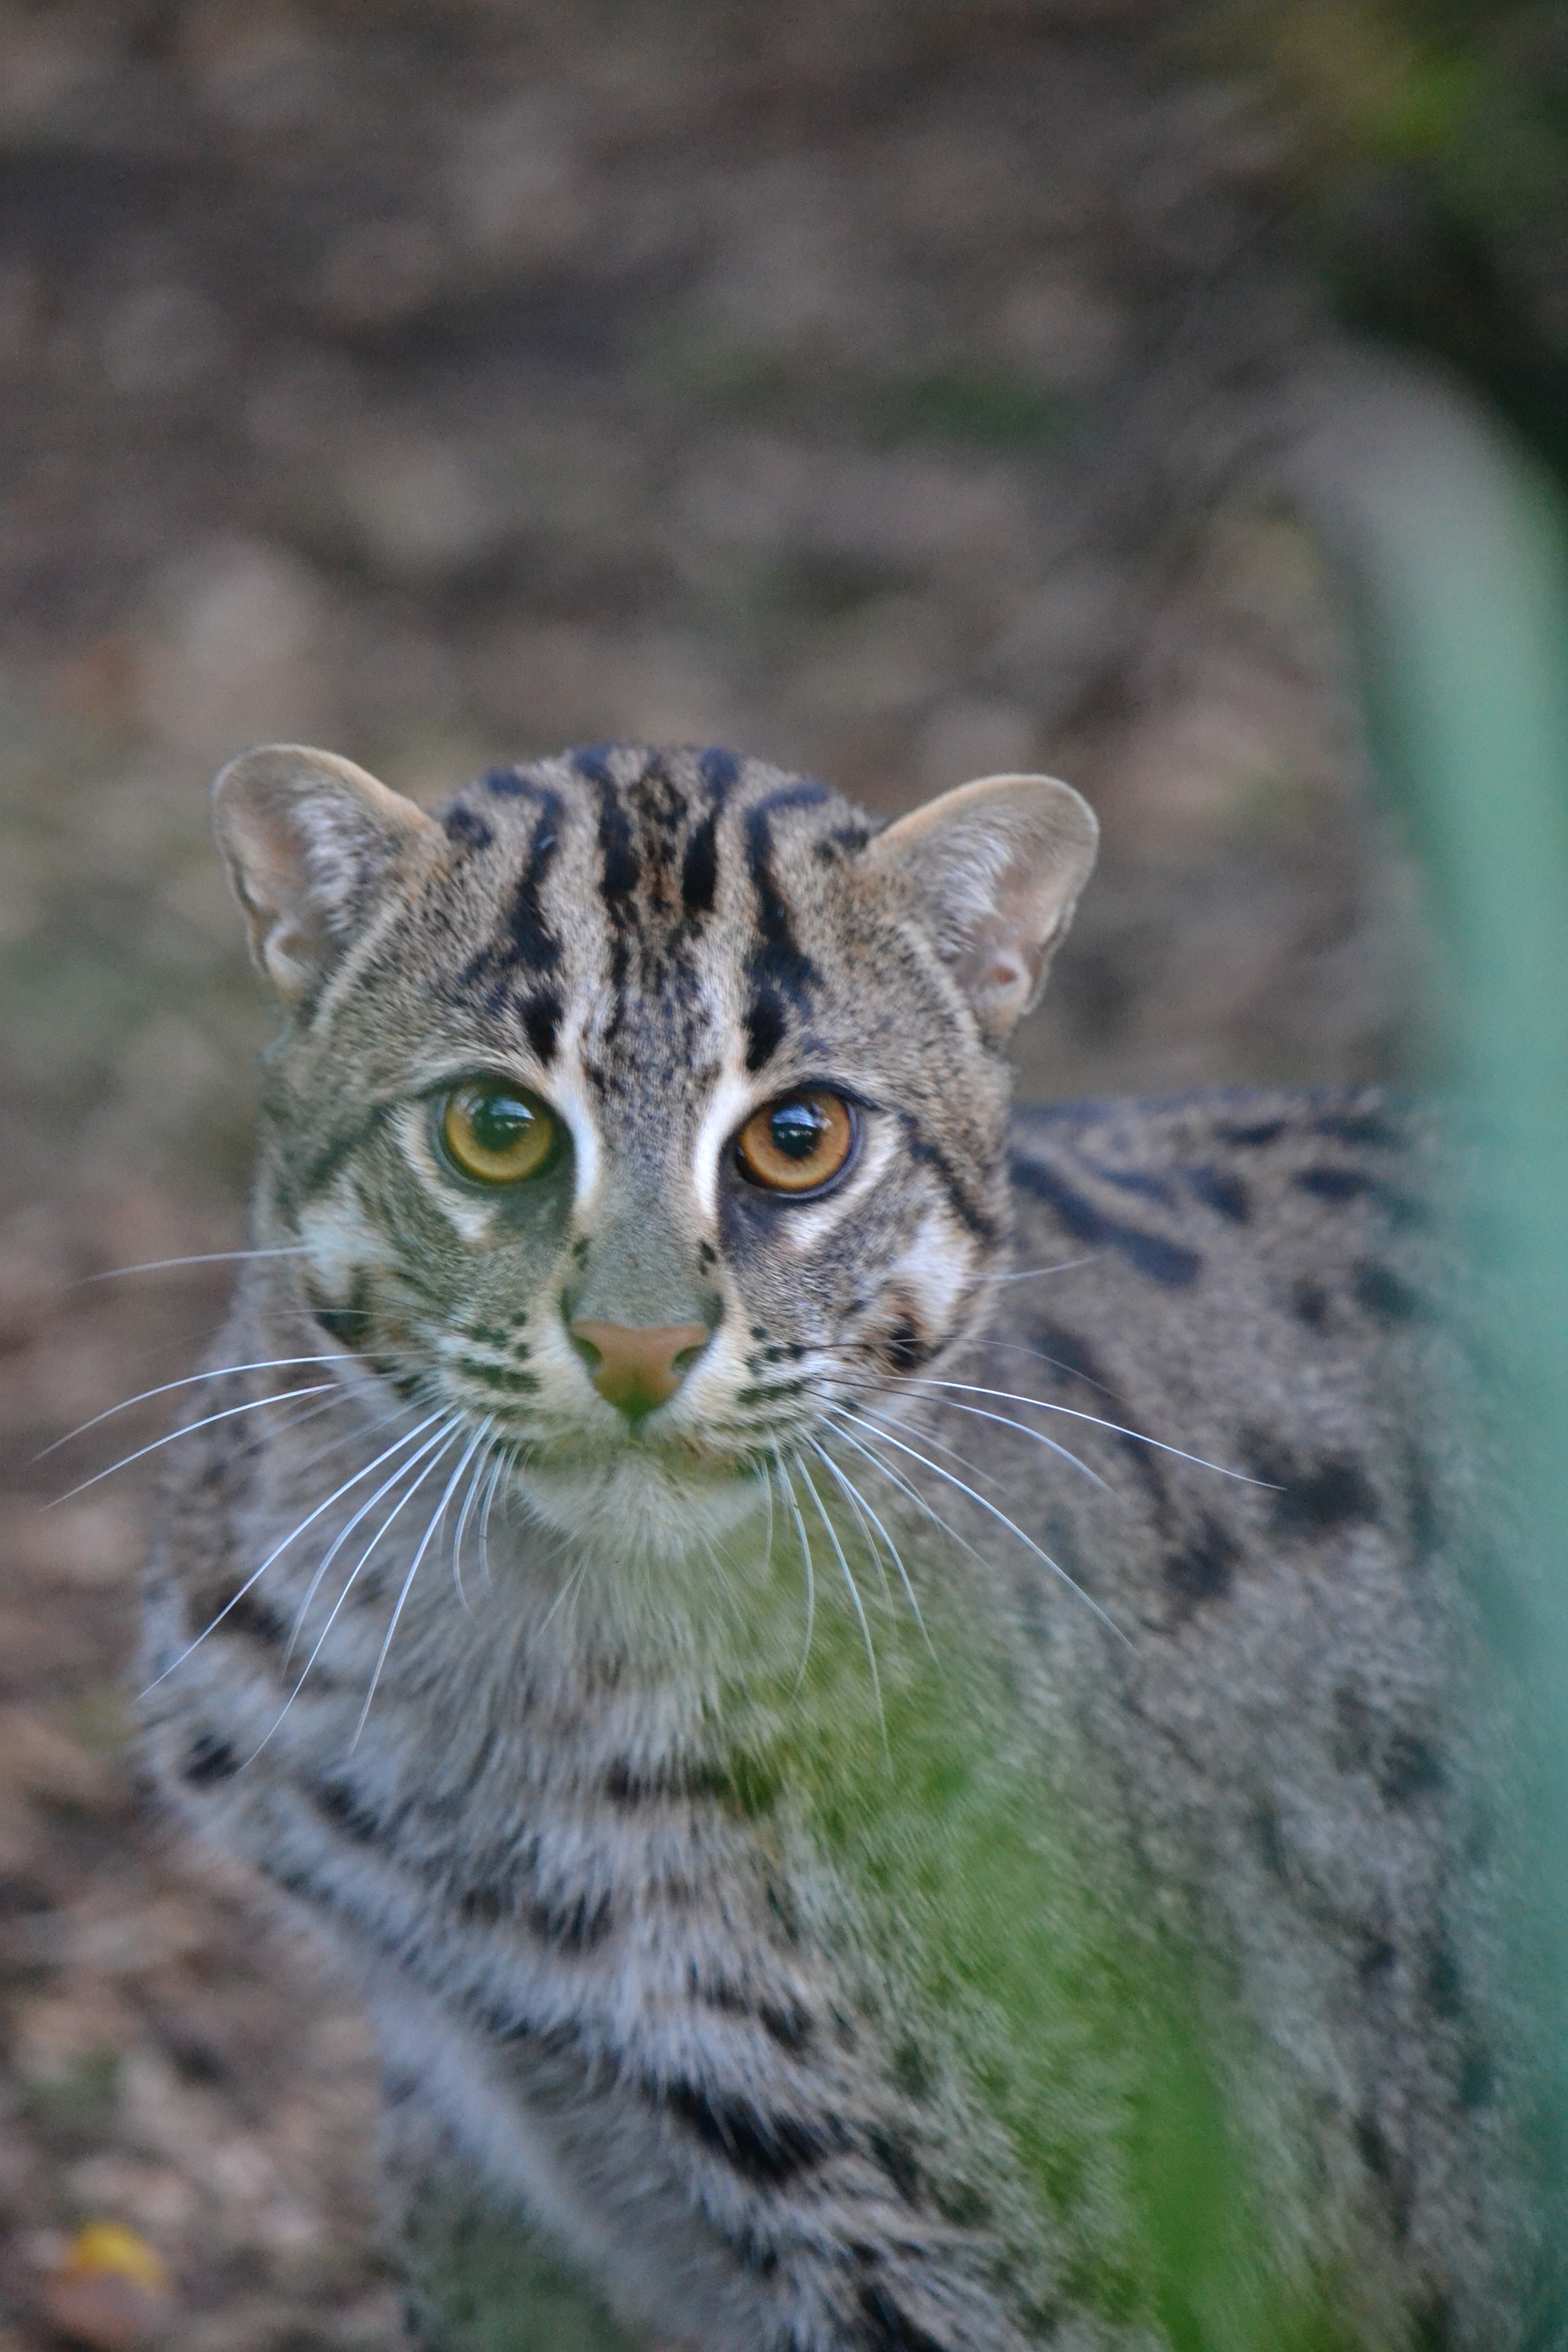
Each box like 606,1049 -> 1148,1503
440,1080 -> 557,1184
734,1091 -> 855,1194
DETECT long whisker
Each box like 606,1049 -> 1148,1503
78,1246 -> 311,1285
141,1410 -> 446,1697
352,1426 -> 487,1746
804,1435 -> 894,1612
808,1436 -> 933,1656
792,1449 -> 887,1753
47,1383 -> 339,1507
38,1355 -> 354,1459
968,1255 -> 1099,1286
830,1379 -> 1072,1506
832,1378 -> 1107,1491
255,1428 -> 463,1758
280,1416 -> 455,1668
831,1405 -> 1128,1644
477,1452 -> 507,1588
448,1418 -> 497,1614
846,1372 -> 1272,1487
827,1417 -> 1002,1594
771,1448 -> 816,1694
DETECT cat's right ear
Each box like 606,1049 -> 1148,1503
211,743 -> 438,1006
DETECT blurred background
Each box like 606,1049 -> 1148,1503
1,4 -> 1565,2345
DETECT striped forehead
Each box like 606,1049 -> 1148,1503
443,744 -> 863,1093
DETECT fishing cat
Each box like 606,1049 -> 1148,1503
140,739 -> 1534,2351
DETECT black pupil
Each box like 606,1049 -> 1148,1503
472,1091 -> 537,1155
770,1099 -> 827,1161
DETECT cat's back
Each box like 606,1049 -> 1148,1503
947,1083 -> 1527,2340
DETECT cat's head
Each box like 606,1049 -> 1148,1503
215,742 -> 1096,1565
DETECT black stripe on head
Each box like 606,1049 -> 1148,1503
698,746 -> 741,798
743,782 -> 827,1072
682,812 -> 719,917
572,743 -> 617,785
503,795 -> 566,973
596,775 -> 641,906
522,989 -> 563,1064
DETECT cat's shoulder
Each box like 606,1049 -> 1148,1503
1007,1080 -> 1440,1309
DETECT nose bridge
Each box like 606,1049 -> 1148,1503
569,1163 -> 709,1332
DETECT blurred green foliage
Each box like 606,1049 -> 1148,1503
1197,0 -> 1568,472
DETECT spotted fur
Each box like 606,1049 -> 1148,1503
141,744 -> 1540,2351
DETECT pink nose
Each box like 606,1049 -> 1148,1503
569,1320 -> 710,1418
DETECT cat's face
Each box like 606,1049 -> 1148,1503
217,743 -> 1096,1564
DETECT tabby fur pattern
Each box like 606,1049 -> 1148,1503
140,741 -> 1533,2351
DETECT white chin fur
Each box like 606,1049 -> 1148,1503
512,1449 -> 764,1568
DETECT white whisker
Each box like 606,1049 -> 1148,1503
264,1427 -> 465,1756
831,1405 -> 1128,1644
859,1373 -> 1271,1487
352,1425 -> 488,1746
79,1246 -> 311,1285
833,1376 -> 1107,1492
141,1410 -> 446,1698
771,1449 -> 816,1694
792,1449 -> 886,1753
281,1417 -> 455,1668
808,1436 -> 933,1656
48,1382 -> 338,1508
969,1255 -> 1099,1286
39,1355 -> 354,1460
448,1419 -> 497,1614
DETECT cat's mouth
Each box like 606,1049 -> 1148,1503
509,1439 -> 767,1560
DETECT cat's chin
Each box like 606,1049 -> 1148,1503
510,1445 -> 765,1568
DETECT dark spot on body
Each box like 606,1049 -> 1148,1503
1360,1936 -> 1397,1981
890,2039 -> 933,2100
1292,1279 -> 1329,1331
1010,1156 -> 1201,1286
1295,1167 -> 1374,1206
1315,1109 -> 1398,1148
1380,1732 -> 1445,1805
457,1880 -> 507,1925
312,1777 -> 382,1845
866,2125 -> 921,2205
1183,1165 -> 1249,1222
1354,1261 -> 1426,1325
1252,1803 -> 1287,1879
667,2083 -> 840,2184
528,1889 -> 613,1953
1244,1435 -> 1379,1537
182,1733 -> 238,1786
933,2178 -> 992,2228
1216,1118 -> 1285,1148
856,2284 -> 954,2352
1426,1938 -> 1464,2020
1162,1519 -> 1238,1616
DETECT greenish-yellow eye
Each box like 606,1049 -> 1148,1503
734,1091 -> 855,1194
440,1080 -> 557,1184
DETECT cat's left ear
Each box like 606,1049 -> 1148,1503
212,743 -> 440,1007
870,773 -> 1099,1042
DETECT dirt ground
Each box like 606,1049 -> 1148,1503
0,8 -> 1438,2346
